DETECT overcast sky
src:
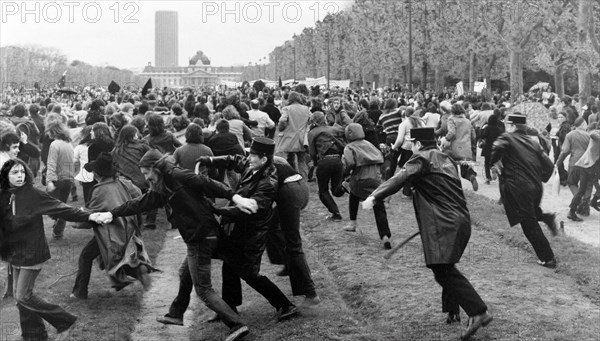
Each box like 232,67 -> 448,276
1,0 -> 351,70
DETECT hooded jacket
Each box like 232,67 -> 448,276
343,123 -> 384,199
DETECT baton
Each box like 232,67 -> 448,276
383,231 -> 420,260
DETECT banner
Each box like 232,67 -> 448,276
456,81 -> 464,96
474,79 -> 487,93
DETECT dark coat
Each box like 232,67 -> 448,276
0,184 -> 90,266
85,177 -> 154,289
491,129 -> 547,226
480,115 -> 505,158
112,140 -> 151,191
216,161 -> 278,275
370,147 -> 471,265
144,132 -> 182,155
110,158 -> 235,243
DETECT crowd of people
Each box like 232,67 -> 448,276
0,82 -> 599,341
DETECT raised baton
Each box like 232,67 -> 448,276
383,231 -> 420,260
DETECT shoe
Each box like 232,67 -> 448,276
156,314 -> 184,326
382,236 -> 392,250
276,267 -> 289,277
52,235 -> 64,240
537,258 -> 557,269
470,175 -> 479,192
277,305 -> 298,322
225,325 -> 249,341
70,292 -> 88,300
590,199 -> 600,212
460,311 -> 492,340
484,179 -> 490,185
303,294 -> 321,306
206,313 -> 221,323
567,210 -> 583,222
330,213 -> 342,222
542,213 -> 558,236
56,321 -> 76,341
446,312 -> 461,324
343,221 -> 357,232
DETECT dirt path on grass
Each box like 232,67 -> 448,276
131,182 -> 600,341
469,160 -> 600,247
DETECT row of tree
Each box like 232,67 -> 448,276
258,0 -> 600,103
0,45 -> 144,91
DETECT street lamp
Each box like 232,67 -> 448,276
292,34 -> 297,82
407,0 -> 413,92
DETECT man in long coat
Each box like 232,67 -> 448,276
491,114 -> 558,268
363,127 -> 491,340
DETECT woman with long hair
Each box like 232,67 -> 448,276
45,116 -> 76,239
0,158 -> 96,341
112,125 -> 153,228
144,113 -> 182,155
85,122 -> 115,200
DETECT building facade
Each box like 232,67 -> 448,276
155,11 -> 178,67
139,64 -> 242,88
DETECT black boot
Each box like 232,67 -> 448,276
567,209 -> 583,222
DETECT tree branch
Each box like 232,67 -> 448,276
588,3 -> 600,55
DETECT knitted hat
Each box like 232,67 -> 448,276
139,149 -> 164,168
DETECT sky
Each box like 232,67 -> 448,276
0,0 -> 352,70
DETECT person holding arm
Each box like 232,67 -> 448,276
0,158 -> 101,341
94,149 -> 254,341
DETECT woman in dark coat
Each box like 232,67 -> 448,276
480,111 -> 505,183
0,158 -> 95,341
363,127 -> 491,341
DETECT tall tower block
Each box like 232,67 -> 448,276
155,11 -> 179,67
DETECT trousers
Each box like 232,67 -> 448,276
428,264 -> 487,317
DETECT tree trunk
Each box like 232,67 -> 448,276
578,0 -> 593,107
402,65 -> 407,85
434,64 -> 444,94
509,49 -> 523,104
482,54 -> 497,91
468,51 -> 476,92
554,65 -> 565,99
421,61 -> 428,89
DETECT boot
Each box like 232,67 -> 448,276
567,209 -> 583,222
577,198 -> 591,217
343,220 -> 357,232
591,196 -> 600,212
